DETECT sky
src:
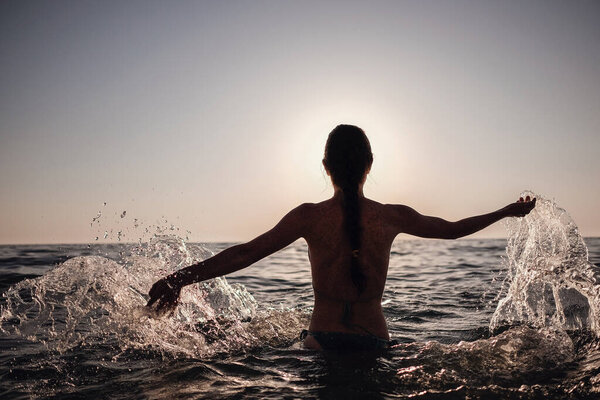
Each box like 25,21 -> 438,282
0,0 -> 599,244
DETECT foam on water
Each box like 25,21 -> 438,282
0,235 -> 309,358
395,326 -> 574,389
490,191 -> 600,334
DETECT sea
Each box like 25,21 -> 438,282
1,193 -> 600,399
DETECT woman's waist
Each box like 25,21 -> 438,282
310,299 -> 388,338
312,284 -> 382,305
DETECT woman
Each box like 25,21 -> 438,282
147,125 -> 536,351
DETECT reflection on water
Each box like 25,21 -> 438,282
1,193 -> 600,398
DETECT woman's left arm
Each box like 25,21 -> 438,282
147,204 -> 310,314
395,196 -> 536,240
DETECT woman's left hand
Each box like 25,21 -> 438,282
503,195 -> 536,218
146,277 -> 181,316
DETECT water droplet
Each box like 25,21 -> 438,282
92,211 -> 102,223
120,211 -> 126,218
103,231 -> 108,239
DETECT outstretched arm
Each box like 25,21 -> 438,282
393,196 -> 536,240
146,204 -> 309,314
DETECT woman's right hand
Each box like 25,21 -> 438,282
146,277 -> 181,316
503,196 -> 536,217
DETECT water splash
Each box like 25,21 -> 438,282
395,326 -> 574,388
0,235 -> 309,358
390,194 -> 595,392
490,191 -> 600,334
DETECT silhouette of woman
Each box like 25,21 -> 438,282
147,124 -> 535,351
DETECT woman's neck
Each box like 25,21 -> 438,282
332,185 -> 365,198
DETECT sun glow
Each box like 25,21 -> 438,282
1,1 -> 599,243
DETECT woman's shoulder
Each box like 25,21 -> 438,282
375,200 -> 415,214
365,200 -> 420,226
287,199 -> 344,228
295,198 -> 337,212
364,198 -> 405,212
285,201 -> 327,220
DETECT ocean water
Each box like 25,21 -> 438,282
1,194 -> 600,399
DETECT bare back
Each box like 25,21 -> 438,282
302,196 -> 398,340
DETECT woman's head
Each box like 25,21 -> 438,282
323,125 -> 373,190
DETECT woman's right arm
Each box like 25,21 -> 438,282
146,203 -> 311,314
392,196 -> 536,240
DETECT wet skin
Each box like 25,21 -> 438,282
147,188 -> 536,350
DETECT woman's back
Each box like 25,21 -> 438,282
302,195 -> 397,343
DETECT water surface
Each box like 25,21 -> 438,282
2,195 -> 600,399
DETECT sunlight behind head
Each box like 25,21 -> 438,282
0,1 -> 598,243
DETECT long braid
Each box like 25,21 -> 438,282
341,182 -> 366,293
324,125 -> 373,294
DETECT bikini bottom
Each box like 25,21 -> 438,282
300,329 -> 398,352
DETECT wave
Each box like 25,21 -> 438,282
394,326 -> 574,389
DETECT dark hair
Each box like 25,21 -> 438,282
323,125 -> 373,293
